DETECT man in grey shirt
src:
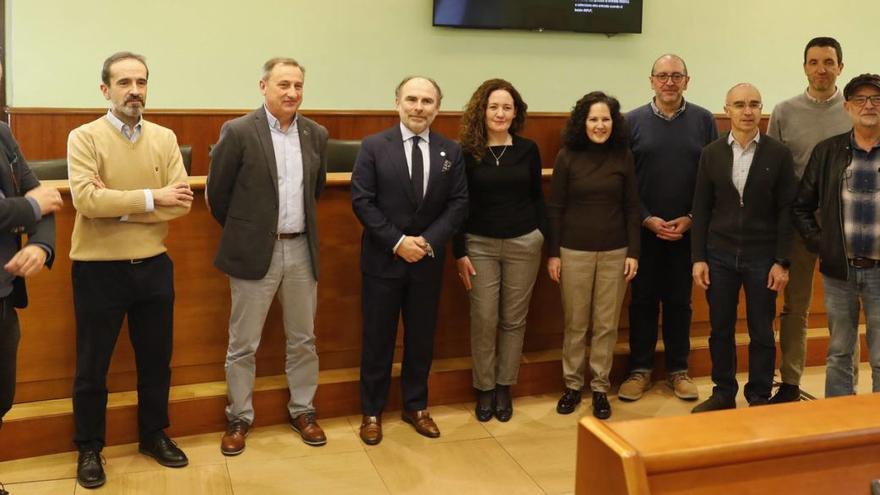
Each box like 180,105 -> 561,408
767,36 -> 852,403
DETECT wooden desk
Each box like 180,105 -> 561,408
576,394 -> 880,494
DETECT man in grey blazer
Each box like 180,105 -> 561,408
207,57 -> 328,455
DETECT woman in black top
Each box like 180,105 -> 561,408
547,91 -> 640,419
454,79 -> 547,422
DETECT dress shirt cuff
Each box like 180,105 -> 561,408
28,242 -> 53,262
144,189 -> 155,212
393,235 -> 405,254
25,197 -> 43,222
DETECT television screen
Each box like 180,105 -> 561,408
433,0 -> 643,34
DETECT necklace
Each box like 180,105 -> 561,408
488,145 -> 508,166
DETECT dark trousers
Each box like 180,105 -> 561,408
628,231 -> 693,373
706,250 -> 777,402
72,254 -> 175,451
0,297 -> 20,428
359,272 -> 443,416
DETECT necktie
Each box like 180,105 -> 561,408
411,136 -> 424,203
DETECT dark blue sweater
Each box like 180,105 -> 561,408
626,102 -> 718,222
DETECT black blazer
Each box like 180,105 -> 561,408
691,133 -> 796,263
207,108 -> 327,281
351,125 -> 468,280
0,123 -> 56,308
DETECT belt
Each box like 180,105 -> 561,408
849,257 -> 880,269
276,232 -> 304,240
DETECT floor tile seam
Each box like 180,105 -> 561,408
360,444 -> 394,495
488,421 -> 579,441
491,433 -> 549,494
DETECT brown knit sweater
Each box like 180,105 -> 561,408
547,146 -> 641,258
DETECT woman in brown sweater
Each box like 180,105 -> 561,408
547,91 -> 640,419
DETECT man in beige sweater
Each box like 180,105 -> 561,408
67,52 -> 193,490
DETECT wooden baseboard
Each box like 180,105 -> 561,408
0,328 -> 861,461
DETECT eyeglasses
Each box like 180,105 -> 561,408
727,101 -> 763,111
651,72 -> 687,84
848,95 -> 880,107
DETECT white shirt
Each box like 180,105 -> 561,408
265,106 -> 306,234
728,131 -> 760,199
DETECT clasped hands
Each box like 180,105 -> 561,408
644,215 -> 691,241
396,235 -> 431,263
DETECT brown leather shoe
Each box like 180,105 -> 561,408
401,409 -> 440,438
359,415 -> 382,445
289,412 -> 327,446
220,419 -> 250,456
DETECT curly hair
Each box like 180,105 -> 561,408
561,91 -> 628,151
459,79 -> 528,161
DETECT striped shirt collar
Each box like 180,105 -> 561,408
650,98 -> 687,121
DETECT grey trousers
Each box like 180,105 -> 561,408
224,236 -> 318,424
466,229 -> 543,391
560,247 -> 628,393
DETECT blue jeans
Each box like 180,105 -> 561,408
706,250 -> 777,402
822,265 -> 880,397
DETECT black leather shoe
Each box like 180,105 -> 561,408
0,480 -> 7,495
76,449 -> 106,489
748,397 -> 770,407
592,392 -> 612,419
691,394 -> 736,413
556,388 -> 582,415
475,389 -> 495,422
139,433 -> 189,468
769,383 -> 801,404
495,384 -> 513,422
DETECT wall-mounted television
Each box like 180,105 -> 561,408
433,0 -> 643,34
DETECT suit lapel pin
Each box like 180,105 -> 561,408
440,151 -> 452,173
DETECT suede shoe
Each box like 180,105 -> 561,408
220,419 -> 250,456
475,389 -> 495,422
691,394 -> 736,414
76,449 -> 106,489
769,383 -> 801,404
618,372 -> 652,401
494,384 -> 513,422
360,415 -> 382,445
139,433 -> 189,468
556,388 -> 582,415
401,409 -> 441,438
290,412 -> 327,446
592,392 -> 612,419
667,372 -> 699,401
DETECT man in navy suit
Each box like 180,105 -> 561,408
352,76 -> 468,445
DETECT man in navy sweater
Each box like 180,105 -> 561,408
620,54 -> 718,403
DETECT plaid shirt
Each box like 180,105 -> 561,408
841,134 -> 880,259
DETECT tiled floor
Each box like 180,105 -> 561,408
0,363 -> 872,495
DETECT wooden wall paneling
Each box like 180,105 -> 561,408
7,108 -> 763,177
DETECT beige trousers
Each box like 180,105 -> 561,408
467,229 -> 544,390
560,246 -> 628,392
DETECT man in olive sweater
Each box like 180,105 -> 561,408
691,84 -> 796,413
67,52 -> 193,489
766,36 -> 853,403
